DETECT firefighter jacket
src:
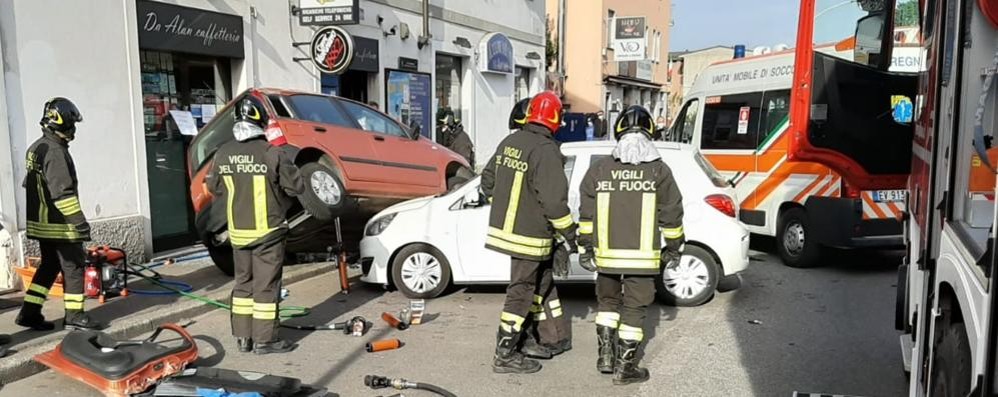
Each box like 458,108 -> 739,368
578,157 -> 684,275
482,123 -> 575,261
447,126 -> 475,166
23,130 -> 90,242
206,138 -> 304,249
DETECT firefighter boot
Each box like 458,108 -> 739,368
16,305 -> 55,331
64,311 -> 105,331
597,325 -> 616,374
520,331 -> 554,359
493,327 -> 542,374
237,337 -> 253,353
613,338 -> 650,385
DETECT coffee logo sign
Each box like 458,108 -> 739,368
310,26 -> 354,74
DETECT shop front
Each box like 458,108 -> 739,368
320,35 -> 379,103
135,0 -> 243,251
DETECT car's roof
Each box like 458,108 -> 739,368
561,140 -> 695,152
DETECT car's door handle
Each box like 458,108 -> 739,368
314,127 -> 327,133
373,136 -> 385,141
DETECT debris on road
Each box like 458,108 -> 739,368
382,312 -> 409,330
748,319 -> 762,325
367,339 -> 405,353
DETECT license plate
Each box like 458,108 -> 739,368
872,190 -> 906,202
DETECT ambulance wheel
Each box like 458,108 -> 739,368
931,322 -> 971,397
657,245 -> 719,307
391,244 -> 451,299
299,162 -> 345,221
207,241 -> 235,276
777,207 -> 822,268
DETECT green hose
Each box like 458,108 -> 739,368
128,264 -> 310,319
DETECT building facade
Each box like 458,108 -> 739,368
546,0 -> 671,133
667,46 -> 733,121
0,0 -> 545,289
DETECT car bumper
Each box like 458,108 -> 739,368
712,226 -> 750,276
359,236 -> 392,285
805,196 -> 903,249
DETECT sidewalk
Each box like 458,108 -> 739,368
0,257 -> 339,385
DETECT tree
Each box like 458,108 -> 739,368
546,15 -> 558,71
895,0 -> 919,27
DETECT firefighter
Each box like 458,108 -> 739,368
481,91 -> 576,374
446,115 -> 475,166
17,98 -> 103,331
206,96 -> 305,355
578,105 -> 684,385
507,97 -> 530,130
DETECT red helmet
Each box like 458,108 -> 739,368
525,91 -> 563,133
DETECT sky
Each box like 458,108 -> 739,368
669,0 -> 801,53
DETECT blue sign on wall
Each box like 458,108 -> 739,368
386,69 -> 433,138
479,33 -> 513,74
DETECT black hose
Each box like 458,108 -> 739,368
414,382 -> 457,397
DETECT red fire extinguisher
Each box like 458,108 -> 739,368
84,265 -> 101,298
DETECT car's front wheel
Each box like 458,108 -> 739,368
656,245 -> 719,307
299,162 -> 345,221
391,244 -> 452,299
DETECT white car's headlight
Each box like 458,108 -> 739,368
365,213 -> 397,236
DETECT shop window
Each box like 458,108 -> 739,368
268,95 -> 292,118
339,100 -> 406,137
285,95 -> 354,127
667,99 -> 698,144
436,55 -> 463,119
700,92 -> 762,150
759,90 -> 791,147
515,67 -> 531,102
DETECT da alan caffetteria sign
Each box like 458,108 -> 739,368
137,0 -> 244,58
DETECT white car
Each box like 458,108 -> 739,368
359,141 -> 750,306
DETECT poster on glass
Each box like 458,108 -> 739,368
386,69 -> 432,138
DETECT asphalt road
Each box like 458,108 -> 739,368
2,239 -> 908,397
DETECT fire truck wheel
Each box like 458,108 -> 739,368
931,321 -> 971,397
207,240 -> 235,277
776,207 -> 822,268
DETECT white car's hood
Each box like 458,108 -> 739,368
378,195 -> 436,216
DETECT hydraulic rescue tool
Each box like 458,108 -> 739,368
365,375 -> 457,397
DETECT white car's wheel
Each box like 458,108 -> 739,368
391,244 -> 452,299
656,245 -> 719,307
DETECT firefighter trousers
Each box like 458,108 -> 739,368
500,258 -> 570,345
594,273 -> 655,342
231,237 -> 284,343
20,242 -> 86,316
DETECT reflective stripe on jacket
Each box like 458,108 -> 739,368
206,138 -> 304,249
578,157 -> 684,275
482,124 -> 574,261
23,131 -> 88,242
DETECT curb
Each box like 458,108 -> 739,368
0,261 -> 335,385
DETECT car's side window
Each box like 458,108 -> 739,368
339,101 -> 406,138
669,99 -> 699,144
285,94 -> 355,127
563,155 -> 577,182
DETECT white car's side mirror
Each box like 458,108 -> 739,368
463,189 -> 482,207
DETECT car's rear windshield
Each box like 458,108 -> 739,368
693,151 -> 730,188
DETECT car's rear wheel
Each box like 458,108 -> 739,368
391,244 -> 451,299
206,237 -> 234,276
777,207 -> 822,268
657,245 -> 719,307
299,162 -> 345,221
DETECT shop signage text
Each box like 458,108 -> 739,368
137,0 -> 244,59
613,17 -> 646,62
399,57 -> 419,72
311,26 -> 354,74
350,36 -> 379,73
299,0 -> 359,26
479,33 -> 513,74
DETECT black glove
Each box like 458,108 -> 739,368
553,244 -> 570,277
578,245 -> 597,272
75,221 -> 92,242
661,249 -> 681,270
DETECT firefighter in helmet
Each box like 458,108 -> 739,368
481,91 -> 576,374
206,96 -> 305,355
507,97 -> 531,130
578,105 -> 684,385
17,97 -> 103,331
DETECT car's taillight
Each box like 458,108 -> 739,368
704,194 -> 736,218
265,120 -> 288,146
841,179 -> 860,199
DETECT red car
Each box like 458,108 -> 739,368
188,88 -> 472,274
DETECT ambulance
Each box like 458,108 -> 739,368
668,46 -> 906,268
